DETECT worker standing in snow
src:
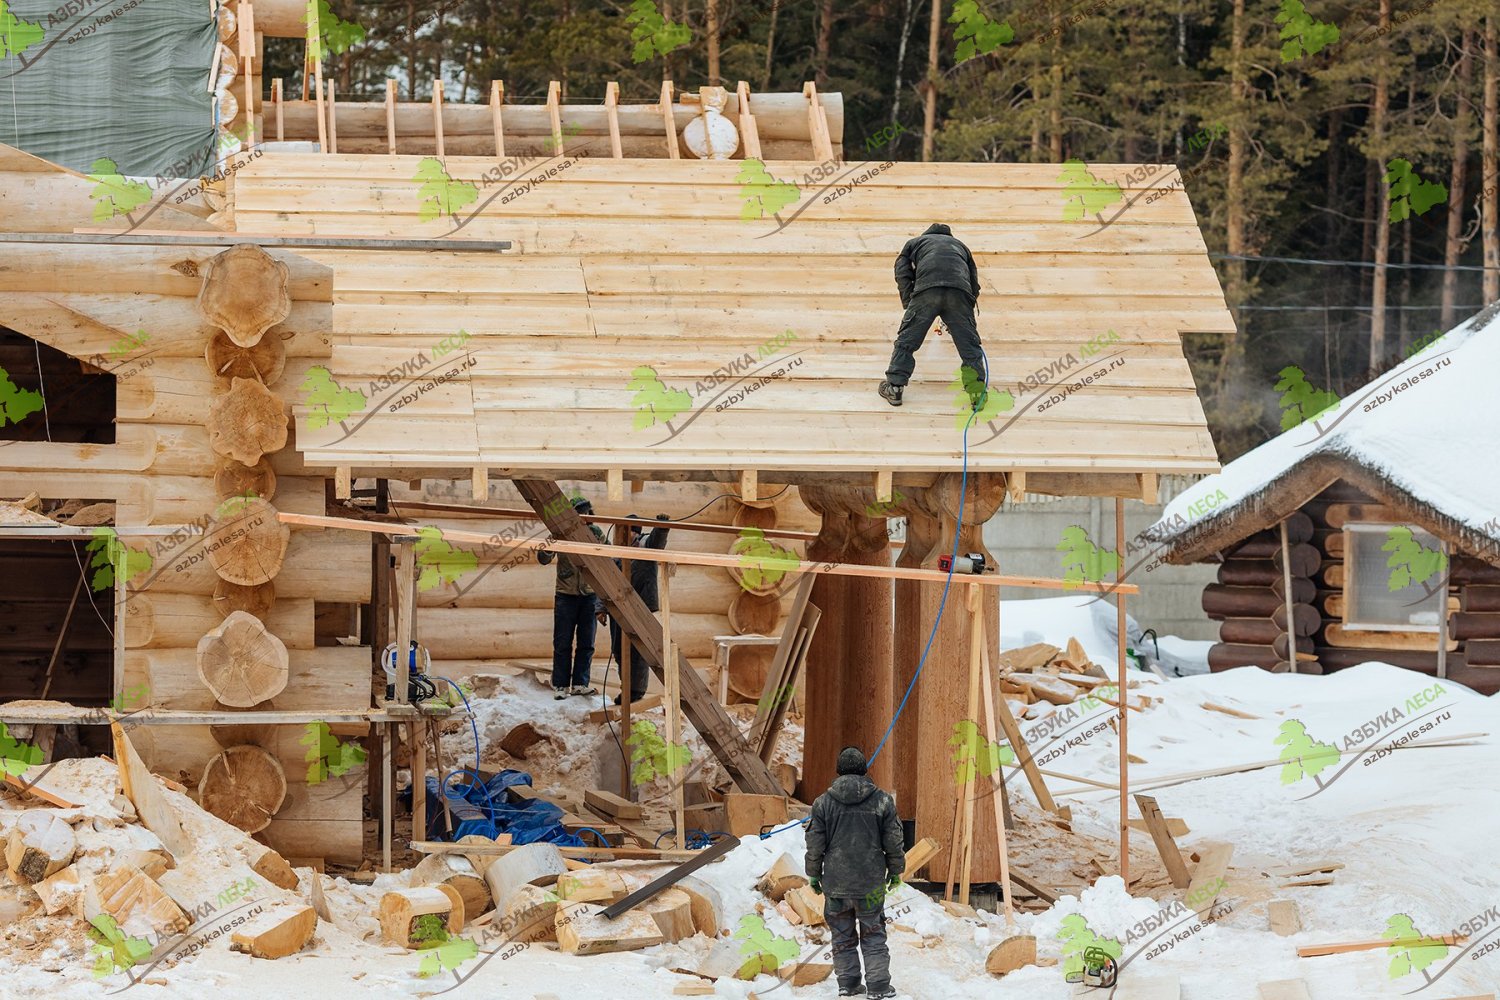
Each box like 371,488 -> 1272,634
879,222 -> 986,409
537,496 -> 609,700
609,513 -> 673,705
805,747 -> 905,999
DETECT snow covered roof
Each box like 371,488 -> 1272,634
1144,303 -> 1500,565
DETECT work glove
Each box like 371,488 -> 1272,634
809,878 -> 822,895
656,513 -> 671,521
886,875 -> 901,893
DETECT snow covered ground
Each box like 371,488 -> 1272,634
5,596 -> 1498,999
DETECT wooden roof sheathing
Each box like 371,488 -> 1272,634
228,153 -> 1233,479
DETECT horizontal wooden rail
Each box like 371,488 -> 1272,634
388,499 -> 820,542
278,510 -> 1139,594
32,231 -> 512,252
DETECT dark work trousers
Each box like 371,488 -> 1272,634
609,620 -> 650,701
551,592 -> 598,689
884,285 -> 985,387
825,897 -> 890,992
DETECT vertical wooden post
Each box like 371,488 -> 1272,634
1437,540 -> 1450,679
546,80 -> 563,154
394,541 -> 415,704
659,563 -> 684,850
326,79 -> 337,153
1115,498 -> 1129,883
240,1 -> 257,149
432,79 -> 445,157
958,583 -> 982,905
385,80 -> 398,155
616,523 -> 634,801
112,540 -> 126,702
605,82 -> 623,159
490,80 -> 505,158
978,616 -> 1016,930
1279,519 -> 1296,674
660,81 -> 681,159
412,719 -> 426,842
272,78 -> 284,142
381,722 -> 393,872
735,81 -> 762,159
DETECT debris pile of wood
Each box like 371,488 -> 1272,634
0,728 -> 317,973
996,637 -> 1152,714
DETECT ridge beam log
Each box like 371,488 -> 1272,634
512,479 -> 781,796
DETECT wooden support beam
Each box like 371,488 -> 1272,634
386,80 -> 398,154
471,466 -> 489,501
273,78 -> 284,141
432,79 -> 445,157
1138,472 -> 1159,503
412,720 -> 426,842
977,602 -> 1018,928
381,723 -> 392,872
1279,519 -> 1296,675
415,839 -> 701,862
660,563 -> 685,851
1297,935 -> 1467,958
393,542 -> 415,705
335,467 -> 352,500
991,680 -> 1058,814
607,469 -> 624,502
1133,794 -> 1189,888
489,80 -> 505,157
547,80 -> 564,154
511,479 -> 782,796
874,470 -> 893,504
1116,498 -> 1129,882
605,82 -> 623,158
803,82 -> 833,161
276,511 -> 1138,594
735,81 -> 762,159
739,469 -> 757,503
660,81 -> 680,159
241,1 -> 257,148
326,79 -> 337,153
310,20 -> 325,150
42,574 -> 83,699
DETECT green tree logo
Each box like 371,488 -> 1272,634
1059,159 -> 1123,223
948,719 -> 1015,785
0,0 -> 44,59
0,721 -> 42,778
733,913 -> 800,979
413,526 -> 478,591
0,365 -> 44,427
1275,0 -> 1339,62
88,914 -> 152,979
84,528 -> 153,593
301,721 -> 368,785
1383,913 -> 1449,981
627,366 -> 693,431
1057,526 -> 1120,589
304,0 -> 365,61
736,158 -> 802,222
1383,526 -> 1447,592
414,158 -> 479,223
1274,366 -> 1340,430
410,913 -> 479,978
625,0 -> 691,62
949,0 -> 1013,61
732,527 -> 801,591
1274,719 -> 1339,787
1385,159 -> 1449,223
86,159 -> 152,223
952,364 -> 1014,428
626,719 -> 692,785
1057,914 -> 1122,979
301,366 -> 368,428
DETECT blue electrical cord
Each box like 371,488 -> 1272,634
430,674 -> 504,835
758,345 -> 991,841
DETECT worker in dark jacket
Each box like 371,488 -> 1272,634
879,223 -> 986,409
610,513 -> 673,704
537,496 -> 609,699
805,747 -> 905,999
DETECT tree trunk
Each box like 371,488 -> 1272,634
815,0 -> 833,88
922,0 -> 942,161
1369,0 -> 1391,372
1485,15 -> 1499,303
1442,32 -> 1474,330
1326,108 -> 1342,249
1049,61 -> 1063,161
891,0 -> 916,141
762,0 -> 779,90
1219,0 -> 1247,393
706,0 -> 720,85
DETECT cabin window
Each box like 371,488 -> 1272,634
1343,523 -> 1447,632
0,327 -> 118,444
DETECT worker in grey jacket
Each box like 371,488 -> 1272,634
805,747 -> 905,999
879,222 -> 986,409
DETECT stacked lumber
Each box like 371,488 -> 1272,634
1206,515 -> 1319,674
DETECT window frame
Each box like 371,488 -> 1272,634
1342,521 -> 1446,634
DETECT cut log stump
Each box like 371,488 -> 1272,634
501,884 -> 560,944
5,810 -> 77,884
207,377 -> 290,467
197,611 -> 289,707
230,903 -> 318,959
198,244 -> 292,348
553,867 -> 628,904
380,885 -> 466,948
640,887 -> 696,942
247,842 -> 301,891
499,722 -> 546,760
203,497 -> 290,587
206,329 -> 288,385
555,900 -> 665,955
411,852 -> 492,918
755,854 -> 807,902
211,579 -> 277,622
785,884 -> 825,925
482,842 -> 566,914
197,745 -> 287,833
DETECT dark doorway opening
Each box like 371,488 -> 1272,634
0,327 -> 118,444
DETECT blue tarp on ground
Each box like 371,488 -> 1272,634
419,769 -> 586,848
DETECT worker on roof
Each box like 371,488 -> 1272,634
879,223 -> 987,410
537,495 -> 609,700
609,513 -> 673,705
805,746 -> 905,999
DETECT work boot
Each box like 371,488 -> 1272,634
878,381 -> 903,406
837,984 -> 865,997
866,988 -> 895,1000
570,685 -> 597,697
553,687 -> 568,700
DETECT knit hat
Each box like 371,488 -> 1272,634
836,747 -> 868,776
571,496 -> 594,516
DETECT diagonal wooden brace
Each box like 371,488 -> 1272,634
513,479 -> 783,796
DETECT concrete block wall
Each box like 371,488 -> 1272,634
982,477 -> 1219,641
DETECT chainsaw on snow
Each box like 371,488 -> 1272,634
1063,946 -> 1119,989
